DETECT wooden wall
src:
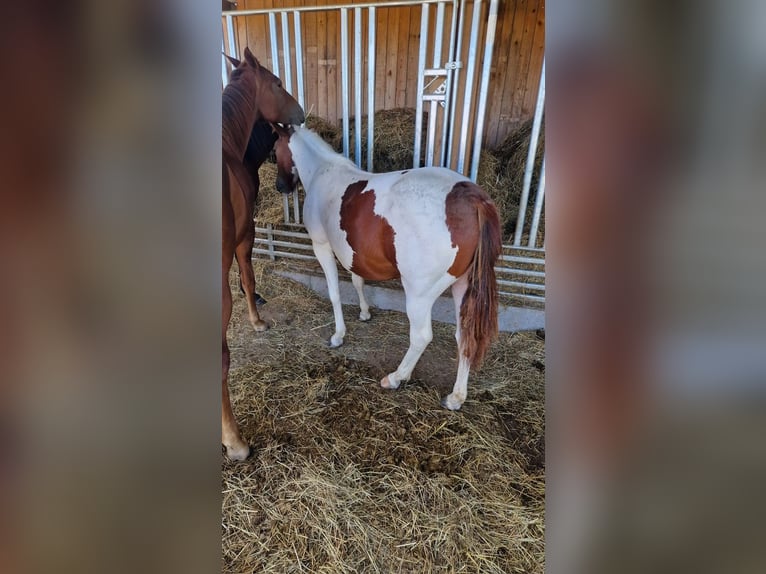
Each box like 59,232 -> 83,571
229,0 -> 544,149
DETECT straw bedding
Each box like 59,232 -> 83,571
223,259 -> 545,573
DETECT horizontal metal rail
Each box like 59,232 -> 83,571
223,0 -> 452,17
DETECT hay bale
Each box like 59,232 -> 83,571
253,162 -> 287,226
305,114 -> 342,152
491,119 -> 545,239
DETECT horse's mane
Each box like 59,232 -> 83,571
245,120 -> 278,167
222,73 -> 257,159
295,126 -> 357,168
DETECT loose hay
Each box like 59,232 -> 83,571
223,259 -> 545,573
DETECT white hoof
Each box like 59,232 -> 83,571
380,374 -> 400,389
329,333 -> 344,348
441,393 -> 464,411
359,310 -> 371,322
251,320 -> 268,333
225,442 -> 250,461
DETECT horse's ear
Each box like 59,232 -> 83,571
270,123 -> 291,137
243,47 -> 260,69
223,53 -> 240,68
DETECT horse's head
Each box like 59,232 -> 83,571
272,124 -> 298,194
227,48 -> 305,126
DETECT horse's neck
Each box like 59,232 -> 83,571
294,136 -> 362,191
244,122 -> 277,171
222,81 -> 260,159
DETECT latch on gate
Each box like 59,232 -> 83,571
445,61 -> 462,70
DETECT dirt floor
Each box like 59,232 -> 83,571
222,259 -> 545,573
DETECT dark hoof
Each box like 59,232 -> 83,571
254,293 -> 267,306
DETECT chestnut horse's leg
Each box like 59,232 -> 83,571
235,231 -> 268,333
351,272 -> 371,321
312,241 -> 347,347
222,270 -> 250,461
442,273 -> 471,410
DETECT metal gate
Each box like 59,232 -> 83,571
222,0 -> 545,307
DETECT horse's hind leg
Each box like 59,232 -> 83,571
235,234 -> 268,332
381,293 -> 434,390
351,272 -> 371,321
442,273 -> 471,410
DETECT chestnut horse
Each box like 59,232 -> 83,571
222,48 -> 304,460
273,126 -> 502,410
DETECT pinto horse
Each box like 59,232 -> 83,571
273,126 -> 502,410
222,48 -> 304,460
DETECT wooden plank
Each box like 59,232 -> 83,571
374,7 -> 388,113
316,6 -> 328,119
485,0 -> 517,147
327,7 -> 339,123
395,7 -> 411,108
303,0 -> 319,117
494,0 -> 528,147
512,0 -> 537,129
384,5 -> 400,110
522,0 -> 545,121
404,3 -> 420,110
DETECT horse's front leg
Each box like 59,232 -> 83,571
312,241 -> 346,347
351,272 -> 371,321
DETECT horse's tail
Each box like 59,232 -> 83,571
460,191 -> 502,369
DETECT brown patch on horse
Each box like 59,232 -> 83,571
340,181 -> 400,281
445,181 -> 502,368
445,182 -> 484,277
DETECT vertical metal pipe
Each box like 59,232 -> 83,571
268,13 -> 280,77
221,37 -> 228,87
354,7 -> 363,167
225,15 -> 237,58
340,8 -> 350,157
446,0 -> 466,166
280,12 -> 293,94
293,190 -> 301,224
293,11 -> 305,109
367,7 -> 376,171
283,194 -> 290,224
425,2 -> 446,167
469,0 -> 499,181
413,4 -> 430,169
456,0 -> 483,175
440,0 -> 459,166
514,58 -> 545,245
527,155 -> 545,248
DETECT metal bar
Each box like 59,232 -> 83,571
224,0 -> 450,17
252,249 -> 317,262
423,69 -> 449,76
527,155 -> 546,248
446,0 -> 465,166
413,3 -> 430,168
426,101 -> 438,166
499,292 -> 546,303
225,15 -> 237,58
354,7 -> 363,167
424,2 -> 446,167
456,0 -> 483,174
367,6 -> 376,171
469,0 -> 499,181
440,0 -> 459,166
495,268 -> 546,279
268,13 -> 280,77
283,194 -> 290,223
499,254 -> 545,265
280,12 -> 293,93
293,189 -> 301,224
513,58 -> 545,245
340,8 -> 350,157
422,94 -> 448,102
253,228 -> 313,239
497,279 -> 546,291
221,37 -> 228,87
293,11 -> 306,108
252,239 -> 314,251
266,224 -> 275,260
